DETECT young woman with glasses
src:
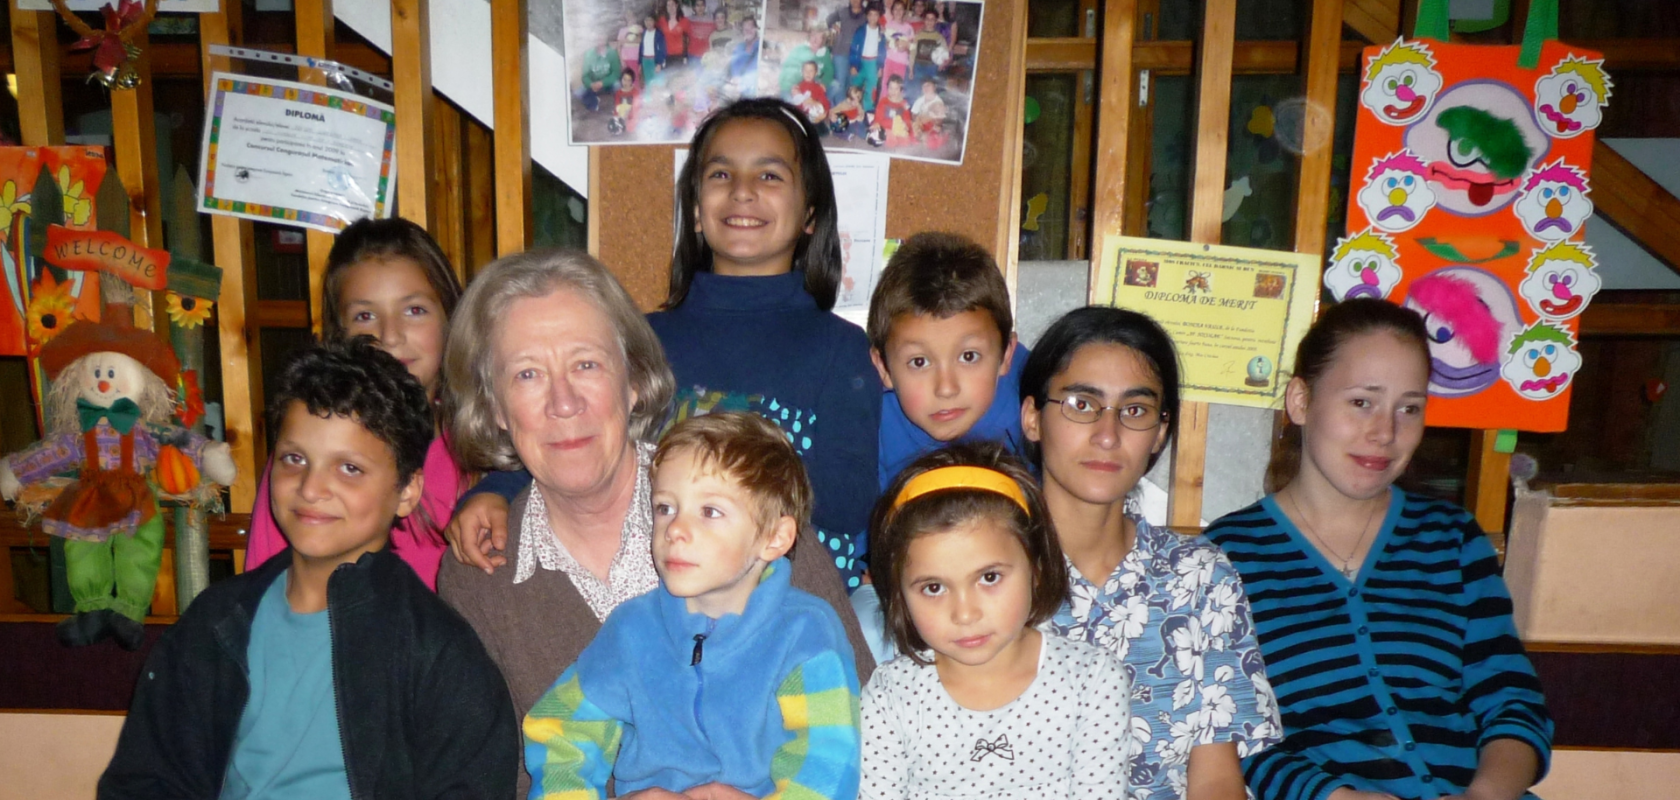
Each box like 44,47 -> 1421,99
1020,306 -> 1282,800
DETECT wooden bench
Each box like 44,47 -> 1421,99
0,512 -> 252,622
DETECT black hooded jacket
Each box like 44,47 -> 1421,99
99,548 -> 519,799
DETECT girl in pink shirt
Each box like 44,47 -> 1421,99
243,218 -> 465,589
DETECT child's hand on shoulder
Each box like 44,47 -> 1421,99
683,783 -> 757,800
444,492 -> 511,574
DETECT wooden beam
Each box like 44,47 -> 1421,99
1342,0 -> 1400,44
109,30 -> 164,332
1293,0 -> 1345,256
464,118 -> 497,276
1465,429 -> 1512,546
0,40 -> 392,79
201,2 -> 265,515
392,0 -> 436,228
431,95 -> 467,277
1591,140 -> 1680,276
587,149 -> 601,257
998,0 -> 1029,282
9,3 -> 64,145
1171,0 -> 1238,528
1028,38 -> 1366,74
1579,303 -> 1680,337
1087,0 -> 1139,299
8,35 -> 1680,83
491,0 -> 533,256
255,299 -> 312,329
1120,0 -> 1159,239
296,0 -> 337,334
1027,38 -> 1680,76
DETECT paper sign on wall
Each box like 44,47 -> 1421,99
196,73 -> 398,233
1094,236 -> 1320,410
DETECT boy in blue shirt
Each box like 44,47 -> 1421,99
856,231 -> 1030,662
523,412 -> 861,800
100,339 -> 517,799
867,231 -> 1030,489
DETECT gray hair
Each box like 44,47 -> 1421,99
443,249 -> 675,472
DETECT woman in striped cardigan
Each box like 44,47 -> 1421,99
1204,298 -> 1551,800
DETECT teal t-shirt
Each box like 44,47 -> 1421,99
219,575 -> 349,800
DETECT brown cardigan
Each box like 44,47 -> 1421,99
439,486 -> 876,786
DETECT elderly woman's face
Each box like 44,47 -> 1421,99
493,288 -> 639,499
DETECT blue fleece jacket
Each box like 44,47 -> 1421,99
877,341 -> 1032,490
648,270 -> 882,590
522,559 -> 862,800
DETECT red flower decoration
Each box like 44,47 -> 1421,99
177,369 -> 206,428
67,0 -> 146,80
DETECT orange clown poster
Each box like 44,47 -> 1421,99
1336,37 -> 1608,432
0,146 -> 108,357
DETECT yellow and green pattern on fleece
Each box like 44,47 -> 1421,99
523,668 -> 622,800
768,650 -> 862,800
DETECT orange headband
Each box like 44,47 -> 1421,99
891,466 -> 1030,514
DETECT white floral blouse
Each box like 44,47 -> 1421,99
1045,517 -> 1283,800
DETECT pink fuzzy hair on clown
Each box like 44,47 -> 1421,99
1407,272 -> 1502,364
1522,159 -> 1589,194
1365,150 -> 1429,180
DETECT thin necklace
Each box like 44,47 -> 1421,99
1286,491 -> 1380,580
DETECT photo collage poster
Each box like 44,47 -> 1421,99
566,0 -> 983,165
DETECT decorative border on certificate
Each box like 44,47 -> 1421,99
1094,236 -> 1321,409
197,72 -> 398,233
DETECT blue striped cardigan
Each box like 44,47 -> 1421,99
1203,488 -> 1551,800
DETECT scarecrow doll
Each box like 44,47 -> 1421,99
0,312 -> 235,649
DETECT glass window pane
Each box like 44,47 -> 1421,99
1029,0 -> 1083,38
1221,74 -> 1303,250
1021,73 -> 1079,260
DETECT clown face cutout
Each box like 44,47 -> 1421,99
1324,229 -> 1402,302
1501,323 -> 1581,400
1405,82 -> 1549,216
1518,242 -> 1601,321
1402,267 -> 1525,398
1512,160 -> 1593,242
1533,56 -> 1612,139
73,352 -> 149,409
1356,151 -> 1436,232
1360,40 -> 1443,126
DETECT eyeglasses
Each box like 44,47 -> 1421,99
1044,395 -> 1168,432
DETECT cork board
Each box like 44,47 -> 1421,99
591,0 -> 1028,312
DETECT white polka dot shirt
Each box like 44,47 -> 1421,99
861,634 -> 1131,799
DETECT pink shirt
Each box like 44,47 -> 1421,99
245,436 -> 460,590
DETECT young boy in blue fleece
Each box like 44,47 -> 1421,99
854,231 -> 1031,662
523,412 -> 861,800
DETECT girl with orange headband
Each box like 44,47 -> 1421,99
858,442 -> 1130,798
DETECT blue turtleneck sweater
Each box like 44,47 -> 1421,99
648,271 -> 881,590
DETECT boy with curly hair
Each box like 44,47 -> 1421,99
101,338 -> 517,799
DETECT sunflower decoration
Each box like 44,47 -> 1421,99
0,180 -> 31,240
54,165 -> 93,227
166,292 -> 213,329
25,272 -> 78,347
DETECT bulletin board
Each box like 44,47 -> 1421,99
588,0 -> 1028,311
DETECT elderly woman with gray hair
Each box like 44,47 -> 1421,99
436,250 -> 872,789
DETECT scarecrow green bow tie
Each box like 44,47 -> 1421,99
77,397 -> 142,435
